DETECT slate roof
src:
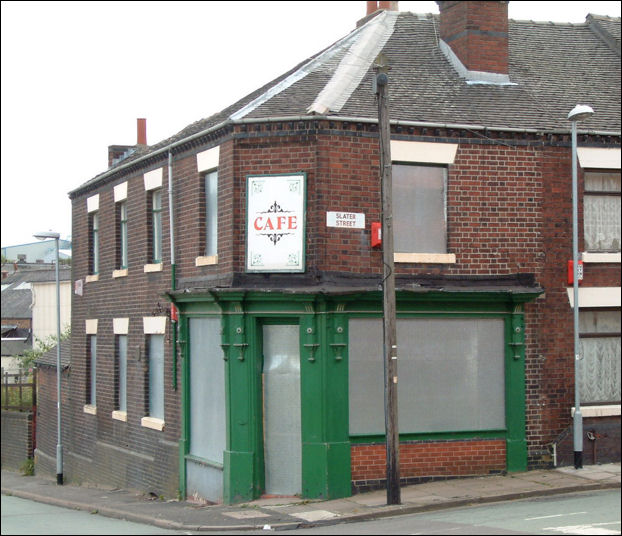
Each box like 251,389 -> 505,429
35,338 -> 71,369
1,326 -> 32,358
1,266 -> 71,319
1,289 -> 32,319
73,10 -> 620,194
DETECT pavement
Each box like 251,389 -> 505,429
1,464 -> 620,532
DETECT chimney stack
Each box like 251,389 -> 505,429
366,1 -> 398,16
108,118 -> 147,167
137,118 -> 147,145
437,1 -> 509,75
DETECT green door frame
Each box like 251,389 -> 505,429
171,288 -> 538,503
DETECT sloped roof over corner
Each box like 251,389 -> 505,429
72,9 -> 621,195
588,13 -> 621,54
35,338 -> 71,369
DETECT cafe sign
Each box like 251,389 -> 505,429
246,173 -> 306,272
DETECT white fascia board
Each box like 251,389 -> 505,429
390,140 -> 458,164
87,194 -> 99,213
197,146 -> 220,172
566,287 -> 621,308
144,168 -> 163,191
114,181 -> 128,202
577,148 -> 621,169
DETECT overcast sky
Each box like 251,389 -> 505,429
2,1 -> 620,248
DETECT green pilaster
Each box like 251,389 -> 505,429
506,303 -> 527,472
301,301 -> 324,497
177,312 -> 189,498
300,298 -> 350,499
220,296 -> 260,504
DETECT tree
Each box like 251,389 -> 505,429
20,326 -> 71,370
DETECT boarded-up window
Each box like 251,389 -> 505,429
349,317 -> 505,434
392,165 -> 447,253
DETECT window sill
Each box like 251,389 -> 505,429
85,274 -> 99,283
571,405 -> 620,418
195,255 -> 218,266
394,253 -> 456,264
83,404 -> 97,415
582,252 -> 621,264
143,263 -> 163,273
112,268 -> 128,278
141,416 -> 165,431
112,410 -> 127,422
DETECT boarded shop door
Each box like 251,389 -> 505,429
187,317 -> 225,502
262,324 -> 301,496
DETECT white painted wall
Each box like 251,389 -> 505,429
31,280 -> 71,342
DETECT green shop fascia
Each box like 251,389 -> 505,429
169,278 -> 542,504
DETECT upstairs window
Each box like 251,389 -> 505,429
89,212 -> 99,275
117,201 -> 128,269
584,171 -> 621,252
393,164 -> 447,254
204,170 -> 218,257
150,189 -> 162,264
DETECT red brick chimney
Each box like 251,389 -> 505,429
108,118 -> 147,167
437,1 -> 509,75
137,118 -> 147,145
366,1 -> 398,16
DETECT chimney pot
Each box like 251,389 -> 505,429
137,118 -> 147,145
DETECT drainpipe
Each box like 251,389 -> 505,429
168,150 -> 178,390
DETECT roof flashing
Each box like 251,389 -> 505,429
439,39 -> 516,86
308,10 -> 398,114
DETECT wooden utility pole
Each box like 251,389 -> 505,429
374,54 -> 400,506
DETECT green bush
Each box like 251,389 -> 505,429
19,458 -> 34,476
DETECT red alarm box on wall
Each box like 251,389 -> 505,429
567,260 -> 583,285
371,222 -> 382,248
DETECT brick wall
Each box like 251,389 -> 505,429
438,0 -> 509,74
63,120 -> 619,497
1,410 -> 33,470
553,417 -> 621,467
68,161 -> 181,497
351,439 -> 506,493
34,365 -> 70,478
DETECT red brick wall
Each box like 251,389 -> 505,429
65,120 -> 619,496
439,1 -> 509,74
69,165 -> 181,497
351,439 -> 507,483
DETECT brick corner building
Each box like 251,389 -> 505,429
36,1 -> 620,504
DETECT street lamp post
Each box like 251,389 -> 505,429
34,231 -> 63,485
567,104 -> 594,470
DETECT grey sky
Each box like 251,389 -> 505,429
1,1 -> 620,248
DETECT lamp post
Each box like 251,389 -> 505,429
34,231 -> 63,485
567,104 -> 594,470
